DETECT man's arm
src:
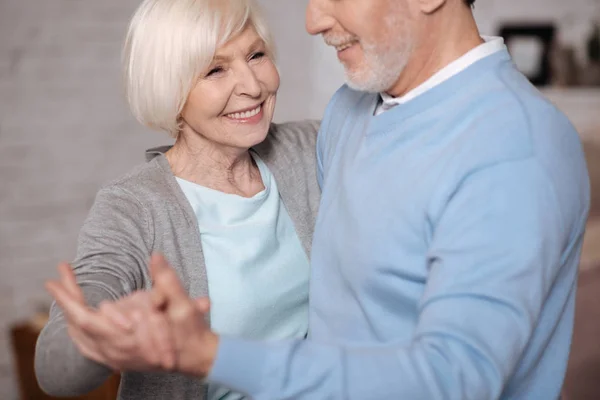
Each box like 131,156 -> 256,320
35,186 -> 151,396
206,159 -> 584,399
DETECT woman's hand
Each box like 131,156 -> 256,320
45,263 -> 175,371
149,254 -> 218,378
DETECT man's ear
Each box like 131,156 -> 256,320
418,0 -> 447,14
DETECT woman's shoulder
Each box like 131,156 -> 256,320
254,120 -> 320,200
96,152 -> 174,205
267,120 -> 320,147
256,120 -> 320,160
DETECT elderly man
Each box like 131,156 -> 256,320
160,0 -> 587,396
48,0 -> 590,398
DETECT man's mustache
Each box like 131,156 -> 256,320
323,33 -> 359,47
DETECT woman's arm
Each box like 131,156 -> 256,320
35,185 -> 152,396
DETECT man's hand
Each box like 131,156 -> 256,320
149,253 -> 219,378
45,263 -> 175,371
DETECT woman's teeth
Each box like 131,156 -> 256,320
227,105 -> 261,120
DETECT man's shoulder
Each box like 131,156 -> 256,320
326,84 -> 379,113
480,64 -> 577,142
324,84 -> 378,119
451,69 -> 581,166
317,85 -> 378,151
446,72 -> 588,214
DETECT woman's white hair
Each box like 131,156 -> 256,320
123,0 -> 275,136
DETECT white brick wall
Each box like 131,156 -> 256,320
0,0 -> 166,396
0,0 -> 598,398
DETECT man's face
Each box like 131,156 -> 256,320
306,0 -> 416,93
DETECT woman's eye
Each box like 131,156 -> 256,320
250,52 -> 265,60
206,66 -> 224,77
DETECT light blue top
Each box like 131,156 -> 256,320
176,154 -> 309,400
209,49 -> 590,399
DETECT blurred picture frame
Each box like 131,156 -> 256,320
499,23 -> 556,86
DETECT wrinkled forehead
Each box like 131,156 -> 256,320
213,25 -> 267,59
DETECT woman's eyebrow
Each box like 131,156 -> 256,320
211,38 -> 265,63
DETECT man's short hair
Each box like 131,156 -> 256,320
123,0 -> 274,136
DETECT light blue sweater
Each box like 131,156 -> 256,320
210,50 -> 590,399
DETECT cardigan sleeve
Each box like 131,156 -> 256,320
35,185 -> 152,396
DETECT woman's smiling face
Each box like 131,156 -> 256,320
179,24 -> 280,152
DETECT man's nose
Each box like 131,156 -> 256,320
306,0 -> 335,36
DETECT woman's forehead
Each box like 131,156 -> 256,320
214,26 -> 264,58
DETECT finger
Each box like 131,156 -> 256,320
98,301 -> 133,332
149,253 -> 169,281
112,291 -> 154,331
149,253 -> 169,308
149,254 -> 199,326
150,254 -> 188,308
46,280 -> 92,326
156,277 -> 194,322
46,281 -> 121,338
117,292 -> 174,370
124,310 -> 158,368
57,263 -> 85,303
194,297 -> 211,314
146,312 -> 176,370
45,279 -> 81,306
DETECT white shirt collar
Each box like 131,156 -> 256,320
376,36 -> 506,115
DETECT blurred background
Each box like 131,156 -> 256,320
1,0 -> 600,399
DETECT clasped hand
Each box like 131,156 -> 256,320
45,254 -> 218,378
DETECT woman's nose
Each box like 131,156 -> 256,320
235,65 -> 262,98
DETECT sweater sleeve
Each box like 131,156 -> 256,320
207,159 -> 580,399
35,185 -> 152,396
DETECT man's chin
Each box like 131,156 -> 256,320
345,74 -> 385,93
344,68 -> 368,90
344,63 -> 404,94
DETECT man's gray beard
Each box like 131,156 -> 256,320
344,10 -> 413,93
344,46 -> 411,93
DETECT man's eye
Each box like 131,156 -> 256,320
206,66 -> 224,76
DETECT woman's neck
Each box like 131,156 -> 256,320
166,131 -> 264,198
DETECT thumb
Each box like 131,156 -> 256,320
149,252 -> 169,283
149,253 -> 187,309
57,262 -> 85,303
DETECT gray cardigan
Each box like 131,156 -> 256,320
35,120 -> 321,400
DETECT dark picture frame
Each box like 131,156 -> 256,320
499,24 -> 556,86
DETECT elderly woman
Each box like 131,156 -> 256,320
34,0 -> 319,399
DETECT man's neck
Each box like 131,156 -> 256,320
386,6 -> 482,98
